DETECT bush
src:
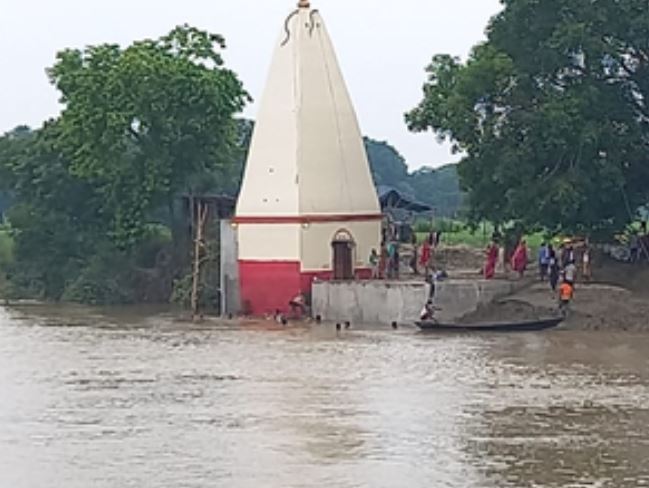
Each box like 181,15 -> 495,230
134,224 -> 173,269
171,271 -> 221,312
62,251 -> 136,305
0,227 -> 13,270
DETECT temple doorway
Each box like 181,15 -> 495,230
332,230 -> 355,280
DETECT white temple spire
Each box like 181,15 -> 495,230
234,4 -> 381,315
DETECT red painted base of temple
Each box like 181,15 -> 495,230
238,260 -> 371,316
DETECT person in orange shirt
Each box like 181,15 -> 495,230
558,280 -> 574,315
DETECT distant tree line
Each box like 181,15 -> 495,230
364,138 -> 463,218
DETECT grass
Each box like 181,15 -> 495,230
415,220 -> 545,250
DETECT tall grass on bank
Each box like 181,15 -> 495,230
414,219 -> 545,250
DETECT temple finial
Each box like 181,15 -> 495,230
298,0 -> 310,8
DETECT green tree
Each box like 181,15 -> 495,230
407,0 -> 649,236
48,25 -> 250,246
364,137 -> 410,189
364,137 -> 463,217
0,26 -> 249,303
408,164 -> 463,218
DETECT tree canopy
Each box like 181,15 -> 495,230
407,0 -> 649,236
0,26 -> 249,302
47,25 -> 249,245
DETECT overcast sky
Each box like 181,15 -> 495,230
0,0 -> 501,169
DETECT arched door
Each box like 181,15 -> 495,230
332,230 -> 355,281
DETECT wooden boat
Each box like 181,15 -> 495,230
415,317 -> 563,333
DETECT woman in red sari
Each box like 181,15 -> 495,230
419,239 -> 431,273
484,241 -> 499,279
511,239 -> 528,278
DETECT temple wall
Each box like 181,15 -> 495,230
237,224 -> 301,261
300,221 -> 381,272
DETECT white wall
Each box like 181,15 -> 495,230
237,223 -> 301,261
300,220 -> 381,272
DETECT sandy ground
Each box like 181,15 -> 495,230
462,258 -> 649,331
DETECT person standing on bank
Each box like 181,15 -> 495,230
410,233 -> 419,275
548,245 -> 560,293
511,239 -> 529,278
538,242 -> 550,281
392,243 -> 401,280
582,242 -> 592,282
379,243 -> 388,279
420,238 -> 431,273
484,240 -> 499,280
558,280 -> 574,315
386,241 -> 396,279
369,249 -> 380,279
564,259 -> 577,286
629,232 -> 640,263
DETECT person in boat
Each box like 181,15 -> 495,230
420,299 -> 436,321
484,240 -> 499,280
558,280 -> 574,314
511,239 -> 528,278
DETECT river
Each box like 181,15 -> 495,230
1,304 -> 648,488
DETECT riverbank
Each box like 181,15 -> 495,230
464,259 -> 649,331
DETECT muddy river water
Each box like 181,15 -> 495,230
1,304 -> 648,488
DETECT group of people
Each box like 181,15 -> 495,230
483,236 -> 591,313
483,238 -> 529,280
369,243 -> 400,280
538,241 -> 589,287
538,241 -> 587,312
370,230 -> 442,280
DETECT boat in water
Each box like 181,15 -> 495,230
415,317 -> 564,333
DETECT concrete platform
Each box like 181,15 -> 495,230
312,278 -> 521,326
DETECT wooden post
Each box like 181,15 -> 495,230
191,200 -> 209,322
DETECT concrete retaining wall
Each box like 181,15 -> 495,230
312,279 -> 519,326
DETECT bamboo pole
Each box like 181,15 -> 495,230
191,201 -> 209,322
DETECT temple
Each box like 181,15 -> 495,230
234,0 -> 381,315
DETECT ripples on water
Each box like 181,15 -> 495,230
1,304 -> 648,488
